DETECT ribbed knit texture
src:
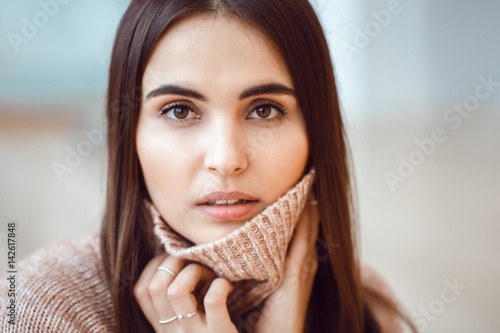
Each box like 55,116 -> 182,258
0,233 -> 116,332
0,167 -> 404,332
0,231 -> 402,332
149,167 -> 316,317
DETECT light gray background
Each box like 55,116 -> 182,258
1,1 -> 499,332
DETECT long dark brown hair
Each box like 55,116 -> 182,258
100,0 -> 417,332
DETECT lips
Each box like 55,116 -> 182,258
197,200 -> 259,220
203,199 -> 255,206
196,191 -> 259,220
196,191 -> 258,205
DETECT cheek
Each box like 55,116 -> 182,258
136,124 -> 192,202
260,124 -> 309,164
252,124 -> 309,200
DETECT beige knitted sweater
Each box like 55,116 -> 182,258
0,232 -> 403,332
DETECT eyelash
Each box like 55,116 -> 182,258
158,101 -> 288,124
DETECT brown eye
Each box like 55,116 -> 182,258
255,106 -> 272,118
172,106 -> 190,119
160,103 -> 198,123
248,102 -> 287,122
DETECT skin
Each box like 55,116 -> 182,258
134,14 -> 319,332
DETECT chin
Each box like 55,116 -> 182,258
195,221 -> 247,245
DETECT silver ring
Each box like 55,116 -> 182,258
178,309 -> 198,319
159,315 -> 178,324
309,200 -> 318,205
158,266 -> 177,278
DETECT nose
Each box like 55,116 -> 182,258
204,118 -> 248,176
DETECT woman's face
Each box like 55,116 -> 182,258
137,14 -> 309,244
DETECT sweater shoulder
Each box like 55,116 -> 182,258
361,264 -> 406,333
0,232 -> 116,332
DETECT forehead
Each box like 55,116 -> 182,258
142,14 -> 292,94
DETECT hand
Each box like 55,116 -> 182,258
253,192 -> 320,333
134,254 -> 238,333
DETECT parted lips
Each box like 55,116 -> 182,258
148,167 -> 316,317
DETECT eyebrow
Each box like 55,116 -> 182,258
240,83 -> 295,99
144,83 -> 295,101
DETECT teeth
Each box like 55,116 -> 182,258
206,199 -> 247,206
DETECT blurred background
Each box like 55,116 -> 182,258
1,0 -> 499,332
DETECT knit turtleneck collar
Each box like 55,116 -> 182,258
148,167 -> 316,317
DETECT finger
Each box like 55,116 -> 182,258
150,255 -> 186,328
134,253 -> 169,330
302,198 -> 320,278
167,263 -> 217,327
307,189 -> 320,234
308,195 -> 320,245
304,190 -> 320,247
285,198 -> 320,278
287,202 -> 314,262
308,190 -> 317,203
205,278 -> 235,330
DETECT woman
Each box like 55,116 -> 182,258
0,0 -> 416,332
102,0 -> 416,332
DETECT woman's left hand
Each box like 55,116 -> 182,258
254,192 -> 320,333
